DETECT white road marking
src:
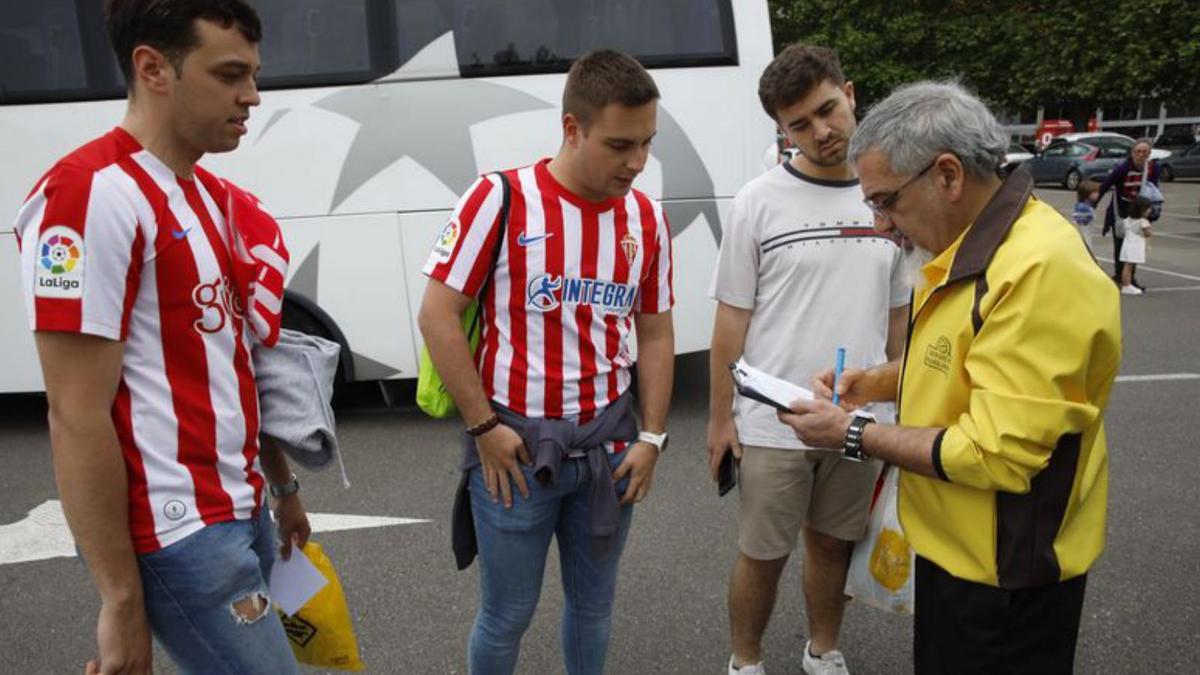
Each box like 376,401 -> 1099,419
1095,256 -> 1200,282
0,500 -> 430,566
1116,373 -> 1200,383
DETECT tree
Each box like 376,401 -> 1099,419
768,0 -> 1200,120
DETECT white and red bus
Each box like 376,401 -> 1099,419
1,0 -> 774,393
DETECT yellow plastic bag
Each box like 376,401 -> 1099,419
277,542 -> 365,671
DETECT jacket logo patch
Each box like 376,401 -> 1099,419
923,336 -> 952,375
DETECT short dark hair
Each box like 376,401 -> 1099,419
562,49 -> 660,128
1130,194 -> 1153,219
106,0 -> 262,88
1076,179 -> 1099,201
758,44 -> 846,121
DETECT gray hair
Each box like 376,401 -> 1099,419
849,80 -> 1008,180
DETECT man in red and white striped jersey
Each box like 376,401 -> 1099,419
13,2 -> 305,674
419,50 -> 675,674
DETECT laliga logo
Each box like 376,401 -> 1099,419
38,232 -> 82,293
439,219 -> 460,248
526,273 -> 563,312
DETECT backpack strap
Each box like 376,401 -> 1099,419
465,172 -> 512,335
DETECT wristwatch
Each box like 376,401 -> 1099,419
842,412 -> 875,462
269,472 -> 300,498
637,430 -> 669,454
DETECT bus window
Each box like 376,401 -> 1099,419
0,0 -> 88,101
394,0 -> 453,67
453,0 -> 736,76
255,0 -> 373,82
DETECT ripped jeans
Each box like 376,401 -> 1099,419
137,505 -> 299,675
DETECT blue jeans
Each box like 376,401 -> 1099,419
468,453 -> 634,675
137,506 -> 299,675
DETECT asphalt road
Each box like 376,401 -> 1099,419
2,180 -> 1199,674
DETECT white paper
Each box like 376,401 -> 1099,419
269,547 -> 329,616
730,358 -> 815,410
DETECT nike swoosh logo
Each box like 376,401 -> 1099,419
171,227 -> 192,240
517,232 -> 554,247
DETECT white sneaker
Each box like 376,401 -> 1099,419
801,641 -> 849,675
1120,285 -> 1143,295
728,654 -> 767,675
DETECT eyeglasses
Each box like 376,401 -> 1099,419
862,158 -> 937,218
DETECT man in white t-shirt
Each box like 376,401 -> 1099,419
708,45 -> 910,675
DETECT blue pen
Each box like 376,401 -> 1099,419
832,347 -> 846,405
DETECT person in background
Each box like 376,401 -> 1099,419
1119,195 -> 1153,295
1098,139 -> 1158,288
1072,179 -> 1100,252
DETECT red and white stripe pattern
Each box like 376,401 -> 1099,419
14,128 -> 264,554
195,171 -> 288,347
1121,167 -> 1145,202
424,159 -> 673,433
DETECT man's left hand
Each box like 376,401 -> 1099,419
272,494 -> 311,561
613,442 -> 660,505
777,398 -> 853,450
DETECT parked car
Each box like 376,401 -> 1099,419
1052,132 -> 1172,160
1154,130 -> 1198,153
1003,142 -> 1034,173
1024,141 -> 1126,189
1158,142 -> 1200,181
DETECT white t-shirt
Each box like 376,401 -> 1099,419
709,162 -> 910,449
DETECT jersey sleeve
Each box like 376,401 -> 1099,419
708,190 -> 759,310
16,165 -> 144,341
637,199 -> 674,314
422,174 -> 507,298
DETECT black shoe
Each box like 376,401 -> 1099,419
1133,280 -> 1146,292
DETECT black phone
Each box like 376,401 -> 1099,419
718,450 -> 737,496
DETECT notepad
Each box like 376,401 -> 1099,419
729,358 -> 815,412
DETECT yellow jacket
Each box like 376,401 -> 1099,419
897,168 -> 1122,589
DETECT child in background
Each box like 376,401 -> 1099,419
1120,195 -> 1153,295
1072,180 -> 1100,252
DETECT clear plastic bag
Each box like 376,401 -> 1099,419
844,465 -> 914,614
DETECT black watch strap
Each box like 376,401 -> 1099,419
269,473 -> 300,498
843,413 -> 874,462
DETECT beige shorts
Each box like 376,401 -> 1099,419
737,445 -> 881,560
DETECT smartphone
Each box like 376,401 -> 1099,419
718,450 -> 737,497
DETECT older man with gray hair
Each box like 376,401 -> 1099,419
777,80 -> 1121,674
